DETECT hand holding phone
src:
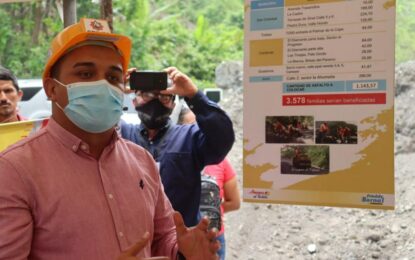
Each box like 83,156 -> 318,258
162,67 -> 198,99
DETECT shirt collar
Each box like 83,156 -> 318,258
16,114 -> 26,121
46,118 -> 119,154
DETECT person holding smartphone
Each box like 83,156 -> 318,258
120,67 -> 235,228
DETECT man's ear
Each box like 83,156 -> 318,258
44,78 -> 58,101
132,96 -> 138,107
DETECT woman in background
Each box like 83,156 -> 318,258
179,105 -> 241,260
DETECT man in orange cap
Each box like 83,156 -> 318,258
0,18 -> 219,260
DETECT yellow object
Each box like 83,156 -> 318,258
383,0 -> 396,10
0,119 -> 48,152
42,18 -> 132,82
250,39 -> 283,67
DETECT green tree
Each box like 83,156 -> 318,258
5,0 -> 412,81
396,0 -> 415,63
306,146 -> 329,170
0,0 -> 243,86
115,0 -> 243,88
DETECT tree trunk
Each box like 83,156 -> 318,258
32,0 -> 44,45
100,0 -> 113,31
42,0 -> 53,37
63,0 -> 77,27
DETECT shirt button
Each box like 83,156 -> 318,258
72,145 -> 77,151
108,194 -> 114,199
189,105 -> 194,109
118,231 -> 124,237
80,144 -> 87,151
149,141 -> 153,145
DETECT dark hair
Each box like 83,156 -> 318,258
178,106 -> 192,125
0,67 -> 19,91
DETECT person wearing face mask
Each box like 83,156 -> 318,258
0,18 -> 220,260
0,67 -> 25,123
119,67 -> 235,228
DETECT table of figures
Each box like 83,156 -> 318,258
243,0 -> 395,210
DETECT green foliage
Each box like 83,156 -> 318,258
281,147 -> 295,158
0,0 -> 243,88
306,146 -> 329,170
77,1 -> 100,19
115,0 -> 244,88
396,0 -> 415,63
2,0 -> 413,83
0,2 -> 57,78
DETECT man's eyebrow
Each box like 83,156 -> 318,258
109,65 -> 123,73
72,62 -> 122,73
73,62 -> 95,68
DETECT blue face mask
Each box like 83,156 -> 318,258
54,79 -> 124,133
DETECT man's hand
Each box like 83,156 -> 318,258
124,67 -> 137,94
174,211 -> 220,260
162,67 -> 198,99
116,232 -> 169,260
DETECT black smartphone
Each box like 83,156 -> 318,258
129,71 -> 168,91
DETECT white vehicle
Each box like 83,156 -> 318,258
18,79 -> 51,119
121,93 -> 141,124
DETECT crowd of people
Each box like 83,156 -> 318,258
0,18 -> 240,260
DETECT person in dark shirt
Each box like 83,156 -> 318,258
120,67 -> 235,227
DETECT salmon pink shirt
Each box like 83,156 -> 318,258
0,118 -> 178,259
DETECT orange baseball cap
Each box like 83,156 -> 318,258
43,18 -> 132,82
